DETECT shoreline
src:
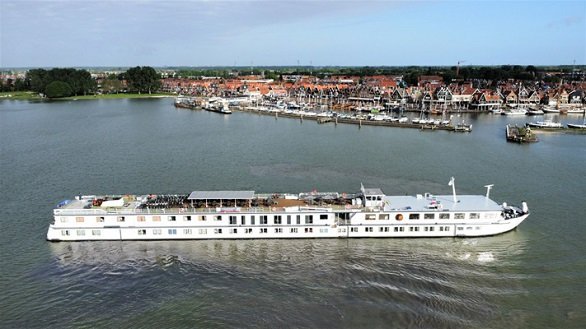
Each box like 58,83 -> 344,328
0,92 -> 175,101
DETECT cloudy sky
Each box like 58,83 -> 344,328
1,0 -> 585,67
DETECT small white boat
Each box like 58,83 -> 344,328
526,109 -> 544,116
542,106 -> 560,113
502,108 -> 527,116
526,120 -> 563,129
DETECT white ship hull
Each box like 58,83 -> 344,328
47,186 -> 529,241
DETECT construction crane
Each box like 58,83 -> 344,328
456,60 -> 466,77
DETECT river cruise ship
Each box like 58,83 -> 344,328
47,180 -> 529,241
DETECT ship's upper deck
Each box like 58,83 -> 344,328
54,188 -> 504,215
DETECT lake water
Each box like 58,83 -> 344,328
1,98 -> 585,328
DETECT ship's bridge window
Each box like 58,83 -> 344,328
251,215 -> 256,225
241,216 -> 245,225
274,215 -> 282,224
424,213 -> 435,220
229,216 -> 237,225
455,213 -> 465,220
365,214 -> 376,220
320,214 -> 328,220
470,213 -> 480,219
260,215 -> 268,225
409,214 -> 420,220
439,213 -> 450,220
305,215 -> 313,224
287,215 -> 291,225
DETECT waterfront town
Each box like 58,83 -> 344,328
2,67 -> 585,115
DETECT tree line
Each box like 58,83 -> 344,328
26,68 -> 96,98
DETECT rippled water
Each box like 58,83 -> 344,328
1,99 -> 585,328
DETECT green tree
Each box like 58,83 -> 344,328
125,66 -> 161,94
45,81 -> 73,98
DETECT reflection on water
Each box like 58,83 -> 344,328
38,234 -> 532,328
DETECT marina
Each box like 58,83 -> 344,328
47,180 -> 529,241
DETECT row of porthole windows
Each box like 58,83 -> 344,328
347,226 -> 452,233
393,213 -> 482,221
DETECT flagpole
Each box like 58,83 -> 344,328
449,177 -> 457,203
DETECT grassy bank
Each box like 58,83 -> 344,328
0,92 -> 175,101
0,91 -> 43,100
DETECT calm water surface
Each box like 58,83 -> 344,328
1,99 -> 585,328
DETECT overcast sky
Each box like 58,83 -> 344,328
1,0 -> 585,68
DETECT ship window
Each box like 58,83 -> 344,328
424,213 -> 435,220
61,230 -> 70,236
184,228 -> 192,234
168,229 -> 177,235
230,228 -> 238,234
214,215 -> 222,221
409,227 -> 414,232
184,215 -> 191,221
399,227 -> 404,232
251,216 -> 255,225
287,215 -> 291,225
365,227 -> 373,232
153,216 -> 161,222
199,215 -> 206,221
117,216 -> 125,222
305,227 -> 313,233
409,214 -> 420,220
76,230 -> 85,236
275,228 -> 283,233
260,215 -> 268,225
455,213 -> 465,219
274,215 -> 282,224
245,228 -> 253,233
96,216 -> 105,222
320,214 -> 328,220
241,216 -> 245,225
153,229 -> 162,235
466,226 -> 472,230
214,228 -> 222,234
169,216 -> 176,221
439,227 -> 444,231
198,229 -> 207,234
137,216 -> 145,222
444,226 -> 450,231
365,214 -> 376,220
351,227 -> 358,232
379,214 -> 389,220
91,230 -> 101,236
394,227 -> 399,232
470,213 -> 480,219
138,229 -> 146,235
290,228 -> 298,233
457,227 -> 463,231
260,228 -> 267,233
439,213 -> 450,220
229,216 -> 237,225
305,215 -> 313,224
296,215 -> 301,225
320,228 -> 328,233
76,217 -> 84,223
414,227 -> 419,232
61,217 -> 67,223
424,227 -> 429,231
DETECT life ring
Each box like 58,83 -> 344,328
395,214 -> 403,221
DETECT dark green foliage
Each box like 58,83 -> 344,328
25,68 -> 95,96
125,66 -> 161,94
45,81 -> 73,98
